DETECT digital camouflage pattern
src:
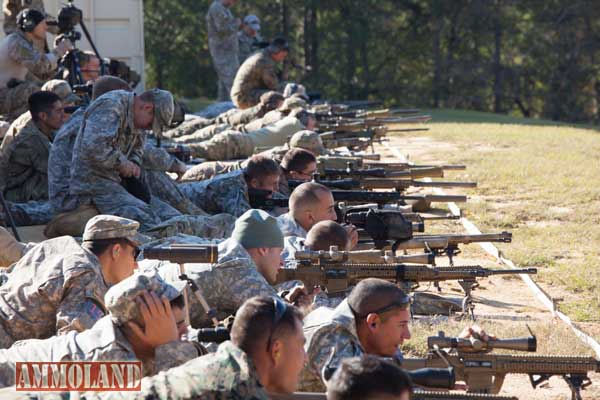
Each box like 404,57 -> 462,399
0,110 -> 30,157
0,226 -> 35,268
0,80 -> 39,122
0,236 -> 109,348
215,101 -> 264,128
144,213 -> 236,240
231,49 -> 280,109
238,30 -> 259,63
277,212 -> 308,238
173,122 -> 230,144
300,299 -> 370,392
70,90 -> 142,197
181,160 -> 244,182
180,170 -> 251,217
0,315 -> 201,387
188,116 -> 304,161
144,170 -> 206,216
156,238 -> 277,328
0,198 -> 53,226
161,116 -> 214,140
206,0 -> 239,101
122,341 -> 268,400
104,268 -> 186,325
1,116 -> 52,202
48,108 -> 85,213
82,214 -> 143,242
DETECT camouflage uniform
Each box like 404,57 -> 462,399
0,269 -> 201,387
238,30 -> 259,63
179,170 -> 251,217
173,122 -> 230,144
0,236 -> 108,348
0,31 -> 57,121
69,90 -> 170,230
277,212 -> 308,238
187,116 -> 305,161
1,115 -> 53,202
231,48 -> 281,109
155,238 -> 277,328
181,160 -> 244,182
215,101 -> 264,127
124,341 -> 269,399
48,108 -> 85,213
0,215 -> 144,348
0,110 -> 30,158
206,0 -> 240,102
300,299 -> 386,392
161,116 -> 214,140
0,199 -> 53,226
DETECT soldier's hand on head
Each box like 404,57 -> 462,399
126,291 -> 179,349
459,324 -> 496,342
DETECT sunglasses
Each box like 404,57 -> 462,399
354,295 -> 412,319
267,296 -> 288,349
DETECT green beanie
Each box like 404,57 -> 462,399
232,209 -> 284,249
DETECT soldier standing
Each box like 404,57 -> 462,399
238,14 -> 261,63
231,37 -> 289,109
206,0 -> 240,102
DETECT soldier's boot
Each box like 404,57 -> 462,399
44,204 -> 100,238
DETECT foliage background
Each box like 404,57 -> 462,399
144,0 -> 600,124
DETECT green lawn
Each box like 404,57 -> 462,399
393,108 -> 600,323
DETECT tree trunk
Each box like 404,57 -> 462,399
493,14 -> 503,113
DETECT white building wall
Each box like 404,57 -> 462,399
0,0 -> 146,89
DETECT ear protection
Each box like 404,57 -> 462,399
17,9 -> 45,33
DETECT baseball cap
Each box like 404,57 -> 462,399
41,79 -> 81,104
244,15 -> 260,31
104,268 -> 187,325
232,209 -> 284,249
82,215 -> 146,246
150,89 -> 175,137
289,130 -> 327,155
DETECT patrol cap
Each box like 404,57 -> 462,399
150,89 -> 175,137
279,96 -> 307,112
104,268 -> 187,325
289,130 -> 327,155
82,215 -> 146,246
243,15 -> 260,31
41,79 -> 81,104
232,209 -> 284,249
283,83 -> 307,99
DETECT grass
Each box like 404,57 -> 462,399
391,108 -> 600,324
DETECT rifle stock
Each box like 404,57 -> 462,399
401,353 -> 600,396
276,263 -> 535,295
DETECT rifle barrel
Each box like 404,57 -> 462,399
143,245 -> 219,264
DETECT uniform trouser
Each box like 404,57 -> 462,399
89,182 -> 233,239
144,170 -> 206,216
173,123 -> 229,144
0,81 -> 41,123
209,49 -> 239,102
181,160 -> 244,182
232,88 -> 270,110
187,131 -> 254,161
0,200 -> 53,226
161,117 -> 214,140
